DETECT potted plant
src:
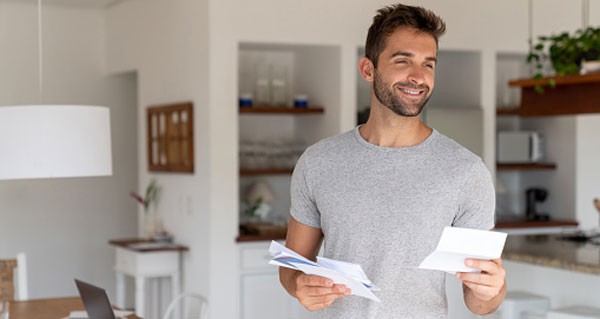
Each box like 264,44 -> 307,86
527,26 -> 600,93
130,179 -> 165,238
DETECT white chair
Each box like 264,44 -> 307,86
162,293 -> 208,319
547,306 -> 600,319
495,291 -> 549,319
0,252 -> 28,301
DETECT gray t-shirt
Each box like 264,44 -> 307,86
290,126 -> 495,319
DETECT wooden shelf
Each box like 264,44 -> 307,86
507,73 -> 600,116
509,73 -> 600,88
496,219 -> 578,229
236,233 -> 286,242
240,168 -> 294,176
496,107 -> 522,116
239,106 -> 324,114
497,162 -> 557,171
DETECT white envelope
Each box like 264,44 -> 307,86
290,262 -> 380,302
268,241 -> 380,302
418,226 -> 507,274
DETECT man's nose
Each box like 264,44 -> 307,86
407,65 -> 426,85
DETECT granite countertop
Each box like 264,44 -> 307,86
503,234 -> 600,275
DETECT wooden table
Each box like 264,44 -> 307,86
9,297 -> 140,319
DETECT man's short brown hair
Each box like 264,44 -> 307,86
365,3 -> 446,67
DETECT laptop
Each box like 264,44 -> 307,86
74,279 -> 116,319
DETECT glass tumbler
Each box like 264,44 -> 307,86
0,300 -> 9,319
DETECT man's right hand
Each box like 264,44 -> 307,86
293,272 -> 351,311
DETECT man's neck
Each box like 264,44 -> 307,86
359,105 -> 432,148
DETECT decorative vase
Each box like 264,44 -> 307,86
144,206 -> 164,239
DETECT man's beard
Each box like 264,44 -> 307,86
373,68 -> 432,117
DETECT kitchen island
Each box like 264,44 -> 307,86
500,233 -> 600,312
503,233 -> 600,274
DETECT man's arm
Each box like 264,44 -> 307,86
279,217 -> 350,311
457,257 -> 507,315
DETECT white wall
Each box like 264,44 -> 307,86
576,115 -> 600,229
0,1 -> 137,299
520,117 -> 577,222
106,0 -> 211,307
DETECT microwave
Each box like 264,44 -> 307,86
497,131 -> 544,163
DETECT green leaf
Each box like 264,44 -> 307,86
534,85 -> 544,94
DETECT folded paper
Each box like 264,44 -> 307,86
419,226 -> 507,274
268,241 -> 380,301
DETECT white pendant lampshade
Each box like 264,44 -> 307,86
0,105 -> 112,180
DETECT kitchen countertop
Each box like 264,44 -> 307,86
235,230 -> 600,276
502,234 -> 600,275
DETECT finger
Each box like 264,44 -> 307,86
299,274 -> 333,287
463,281 -> 499,301
305,285 -> 344,296
458,272 -> 499,287
303,292 -> 347,311
465,259 -> 501,274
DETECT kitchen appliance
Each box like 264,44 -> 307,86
497,131 -> 544,163
525,188 -> 549,221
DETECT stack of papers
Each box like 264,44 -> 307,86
418,226 -> 507,274
268,241 -> 380,302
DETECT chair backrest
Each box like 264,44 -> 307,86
162,293 -> 208,319
0,253 -> 28,302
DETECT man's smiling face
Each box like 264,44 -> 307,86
372,27 -> 437,117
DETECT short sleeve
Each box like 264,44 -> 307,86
452,160 -> 495,230
289,151 -> 321,228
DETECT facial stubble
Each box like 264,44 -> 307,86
373,68 -> 432,117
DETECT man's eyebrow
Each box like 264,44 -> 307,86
390,51 -> 437,63
390,50 -> 413,58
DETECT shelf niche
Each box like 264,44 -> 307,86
509,73 -> 600,116
237,42 -> 341,233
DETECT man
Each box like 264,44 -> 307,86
279,3 -> 506,319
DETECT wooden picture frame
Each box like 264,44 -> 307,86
147,102 -> 194,173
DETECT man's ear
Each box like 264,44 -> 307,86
358,57 -> 375,82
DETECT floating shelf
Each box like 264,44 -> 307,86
239,106 -> 324,114
496,107 -> 522,116
508,73 -> 600,116
497,162 -> 557,171
496,219 -> 578,229
240,168 -> 294,176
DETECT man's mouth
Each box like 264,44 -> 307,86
396,85 -> 427,97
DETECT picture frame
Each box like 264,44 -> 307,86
147,102 -> 194,173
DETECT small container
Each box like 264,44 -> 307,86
239,93 -> 253,107
293,94 -> 309,108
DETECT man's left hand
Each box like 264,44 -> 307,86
456,258 -> 506,301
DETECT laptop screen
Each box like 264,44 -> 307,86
74,279 -> 116,319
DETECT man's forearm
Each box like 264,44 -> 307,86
464,282 -> 506,315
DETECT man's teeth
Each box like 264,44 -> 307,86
399,87 -> 421,95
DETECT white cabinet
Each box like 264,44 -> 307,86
239,241 -> 311,319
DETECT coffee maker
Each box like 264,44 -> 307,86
525,188 -> 549,221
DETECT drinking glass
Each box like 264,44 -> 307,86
0,300 -> 9,319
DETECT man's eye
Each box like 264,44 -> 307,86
395,60 -> 407,64
424,64 -> 435,69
